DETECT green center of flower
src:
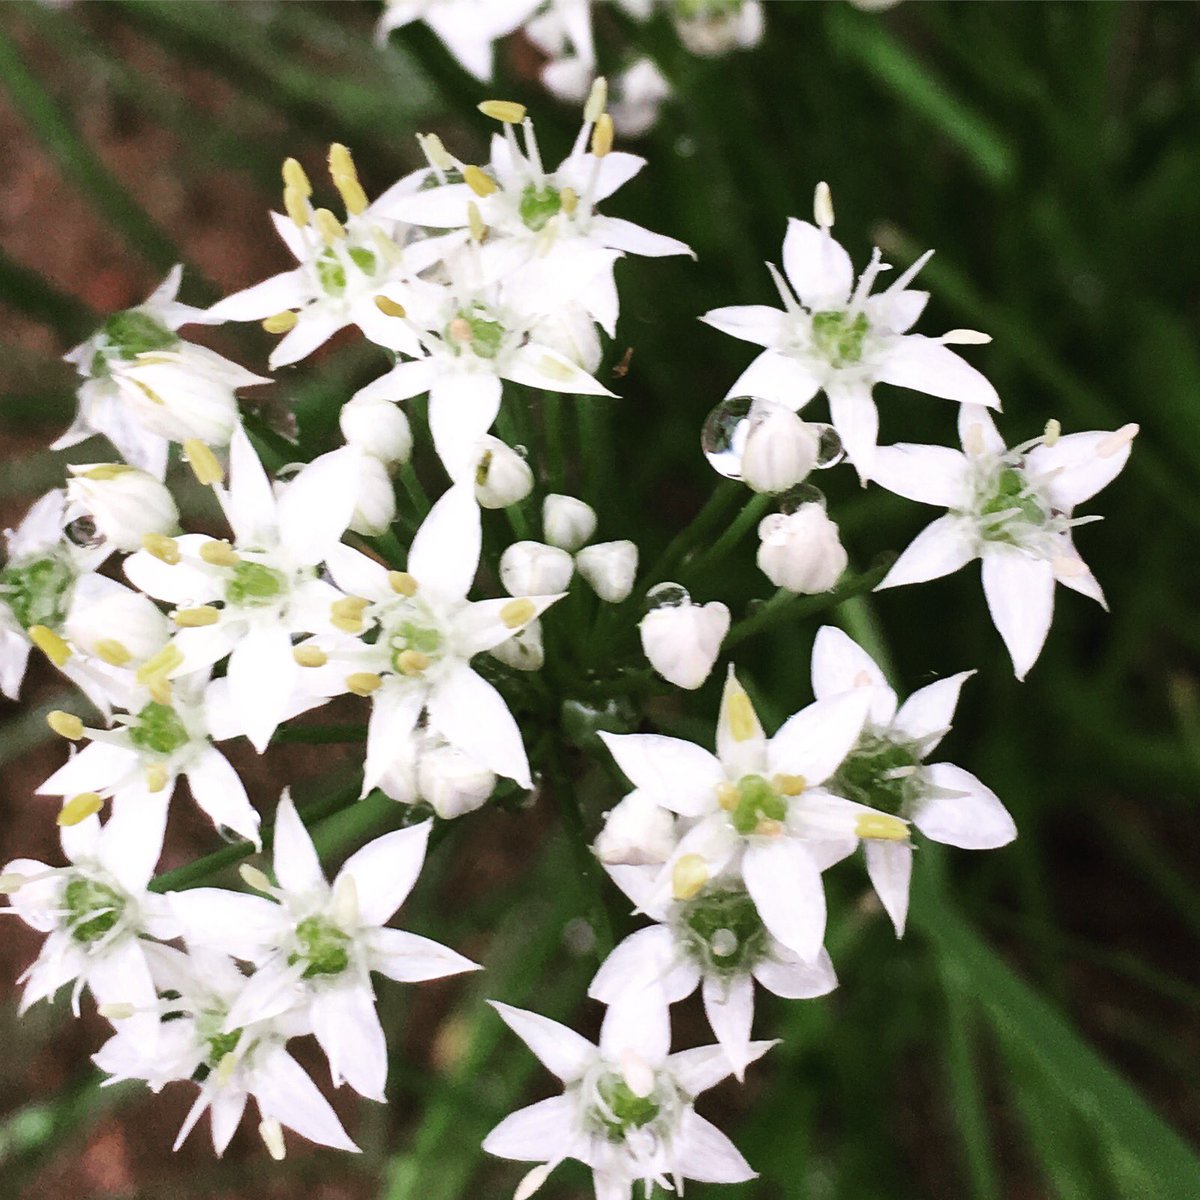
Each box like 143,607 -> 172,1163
316,246 -> 378,296
829,733 -> 922,815
811,309 -> 870,368
206,1027 -> 242,1063
99,310 -> 179,363
290,915 -> 352,978
518,183 -> 563,232
728,774 -> 787,836
64,877 -> 125,944
388,618 -> 443,672
225,561 -> 287,607
0,555 -> 75,630
128,701 -> 190,756
593,1074 -> 662,1140
676,884 -> 768,974
977,466 -> 1049,541
446,307 -> 506,359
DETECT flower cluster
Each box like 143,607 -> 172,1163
2,83 -> 1133,1197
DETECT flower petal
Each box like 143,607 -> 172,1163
588,925 -> 698,1005
427,663 -> 530,786
1026,429 -> 1135,511
169,888 -> 283,961
810,624 -> 897,725
482,1096 -> 578,1161
676,1110 -> 757,1183
752,945 -> 838,999
370,927 -> 479,982
251,1046 -> 360,1152
272,792 -> 326,895
597,733 -> 723,816
876,335 -> 1000,407
870,443 -> 973,508
876,515 -> 978,590
489,1001 -> 596,1082
742,837 -> 827,962
226,625 -> 298,753
598,992 -> 671,1066
864,840 -> 913,936
913,763 -> 1016,849
981,545 -> 1056,680
589,215 -> 693,258
428,371 -> 503,483
827,380 -> 879,482
700,306 -> 787,349
892,670 -> 974,749
311,984 -> 387,1100
701,972 -> 756,1081
782,219 -> 853,308
726,349 -> 821,410
767,691 -> 872,786
408,485 -> 481,603
185,747 -> 261,847
277,448 -> 359,566
716,666 -> 767,778
337,820 -> 430,926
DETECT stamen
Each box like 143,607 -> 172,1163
58,792 -> 103,827
47,710 -> 84,740
560,186 -> 579,216
941,328 -> 992,345
619,1050 -> 656,1099
716,782 -> 738,811
216,1052 -> 239,1086
80,464 -> 132,481
142,533 -> 181,564
963,422 -> 986,458
374,295 -> 407,318
239,864 -> 273,893
1098,423 -> 1139,458
394,649 -> 430,676
855,812 -> 909,841
478,99 -> 527,124
514,1163 -> 554,1200
182,440 -> 224,486
29,625 -> 71,667
94,639 -> 132,667
388,571 -> 418,596
148,677 -> 173,706
313,208 -> 347,244
1043,418 -> 1062,447
887,248 -> 934,294
330,596 -> 369,633
463,166 -> 498,198
418,132 -> 453,172
173,605 -> 220,628
283,185 -> 310,229
334,174 -> 369,218
0,872 -> 28,894
282,158 -> 312,197
345,672 -> 383,696
584,77 -> 608,125
136,643 -> 184,686
501,599 -> 536,629
200,540 -> 240,567
98,1002 -> 136,1020
145,764 -> 169,794
591,113 -> 614,158
293,645 -> 327,668
813,181 -> 834,230
467,201 -> 487,244
262,311 -> 298,334
772,773 -> 807,796
671,854 -> 708,901
765,262 -> 803,318
754,817 -> 784,837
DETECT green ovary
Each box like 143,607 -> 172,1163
518,184 -> 563,232
291,915 -> 352,978
978,466 -> 1048,540
1,555 -> 75,630
316,246 -> 378,296
100,310 -> 179,360
677,885 -> 768,973
830,734 -> 921,815
128,701 -> 190,756
594,1074 -> 661,1140
729,774 -> 786,836
225,561 -> 286,607
811,309 -> 870,368
64,877 -> 124,944
447,307 -> 506,359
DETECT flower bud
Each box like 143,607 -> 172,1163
339,396 -> 412,465
490,619 -> 544,672
543,494 -> 596,552
673,0 -> 764,57
66,464 -> 179,552
639,596 -> 730,690
576,540 -> 638,603
64,579 -> 170,665
417,742 -> 496,819
756,504 -> 847,594
474,437 -> 533,509
594,792 -> 676,866
740,403 -> 820,494
500,542 -> 574,596
347,453 -> 397,536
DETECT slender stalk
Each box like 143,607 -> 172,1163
639,480 -> 744,591
541,391 -> 568,493
681,492 -> 772,583
397,462 -> 431,522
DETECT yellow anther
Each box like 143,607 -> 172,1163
374,295 -> 407,318
1099,423 -> 1139,458
584,76 -> 608,124
47,711 -> 85,741
136,643 -> 184,686
330,596 -> 369,633
216,1051 -> 239,1086
259,1118 -> 286,1162
262,311 -> 298,334
717,782 -> 739,812
418,131 -> 453,171
142,532 -> 181,565
726,691 -> 757,742
560,186 -> 579,217
388,570 -> 418,596
755,817 -> 785,837
293,645 -> 328,668
29,625 -> 71,667
200,540 -> 239,567
0,873 -> 28,894
80,464 -> 133,481
132,380 -> 165,406
395,649 -> 430,676
501,599 -> 536,629
313,207 -> 347,244
463,165 -> 498,197
478,99 -> 527,124
334,173 -> 369,217
467,200 -> 486,244
94,638 -> 132,667
58,792 -> 103,827
537,355 -> 575,382
855,812 -> 910,842
240,864 -> 273,892
346,671 -> 383,696
284,184 -> 310,228
98,1002 -> 136,1021
328,143 -> 356,181
772,773 -> 807,796
282,157 -> 312,197
671,854 -> 708,901
591,113 -> 614,158
173,605 -> 220,628
182,439 -> 224,486
145,763 -> 169,794
148,677 -> 173,706
372,226 -> 404,265
813,180 -> 835,230
1043,418 -> 1062,447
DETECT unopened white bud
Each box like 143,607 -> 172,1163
576,540 -> 637,603
339,396 -> 412,465
474,437 -> 534,509
418,743 -> 496,819
500,542 -> 573,597
640,597 -> 730,690
66,465 -> 179,552
543,494 -> 596,552
756,505 -> 847,594
490,619 -> 545,672
347,453 -> 397,536
64,583 -> 170,664
594,792 -> 675,866
740,403 -> 820,494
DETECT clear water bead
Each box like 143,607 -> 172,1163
64,516 -> 103,548
645,581 -> 690,612
811,423 -> 845,469
701,395 -> 757,480
777,483 -> 826,514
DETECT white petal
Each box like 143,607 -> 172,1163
589,215 -> 693,258
370,927 -> 479,982
353,358 -> 437,404
876,335 -> 1000,407
752,945 -> 838,999
981,545 -> 1056,680
363,684 -> 424,796
914,763 -> 1016,849
767,691 -> 872,786
669,1040 -> 774,1098
701,972 -> 756,1081
122,540 -> 222,607
272,792 -> 326,894
100,786 -> 170,893
716,666 -> 767,778
277,448 -> 359,566
827,380 -> 879,481
337,820 -> 430,926
676,1110 -> 757,1183
428,371 -> 503,482
782,219 -> 853,308
222,425 -> 278,547
206,270 -> 307,321
268,309 -> 345,369
490,1002 -> 596,1082
877,515 -> 978,590
324,543 -> 393,602
1026,429 -> 1135,511
210,1091 -> 247,1157
226,626 -> 298,753
455,593 -> 564,656
864,840 -> 913,936
504,344 -> 616,397
892,671 -> 974,748
251,1046 -> 360,1152
588,925 -> 698,1004
38,741 -> 138,797
482,1096 -> 577,1161
958,404 -> 1006,455
810,625 -> 897,726
311,984 -> 387,1100
169,888 -> 282,961
870,443 -> 973,508
726,349 -> 821,410
597,733 -> 723,815
185,748 -> 261,847
427,664 -> 530,786
700,306 -> 787,349
408,485 -> 480,603
598,994 -> 670,1066
742,837 -> 827,962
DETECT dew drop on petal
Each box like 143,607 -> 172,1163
65,516 -> 104,548
645,581 -> 690,612
701,395 -> 757,480
811,423 -> 846,469
514,444 -> 529,460
777,483 -> 826,515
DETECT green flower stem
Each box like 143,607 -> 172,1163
578,395 -> 611,503
541,391 -> 568,493
639,480 -> 744,592
680,492 -> 773,583
397,462 -> 431,522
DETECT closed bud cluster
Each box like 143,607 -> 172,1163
474,437 -> 534,509
756,504 -> 847,594
66,465 -> 179,552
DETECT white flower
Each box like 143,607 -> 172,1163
598,667 -> 880,964
702,188 -> 998,479
609,57 -> 672,138
756,503 -> 847,593
500,541 -> 574,596
524,0 -> 597,103
474,436 -> 534,509
543,493 -> 596,551
123,427 -> 360,751
347,451 -> 398,536
58,266 -> 265,478
93,943 -> 358,1158
339,395 -> 413,465
673,0 -> 765,57
2,806 -> 175,1049
811,625 -> 1015,934
377,0 -> 542,80
640,592 -> 729,690
738,401 -> 820,494
577,540 -> 638,602
170,794 -> 478,1102
873,406 -> 1138,679
303,486 -> 564,791
484,1000 -> 765,1200
66,464 -> 179,551
377,729 -> 497,819
594,791 -> 678,867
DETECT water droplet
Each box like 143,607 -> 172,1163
65,516 -> 103,548
215,824 -> 248,845
777,483 -> 826,515
514,444 -> 529,460
711,928 -> 738,957
811,424 -> 845,469
702,396 -> 761,480
563,916 -> 597,956
645,582 -> 690,612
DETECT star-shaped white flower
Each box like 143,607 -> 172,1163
873,405 -> 1138,678
170,793 -> 478,1102
702,188 -> 998,479
377,0 -> 542,80
484,1000 -> 766,1200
